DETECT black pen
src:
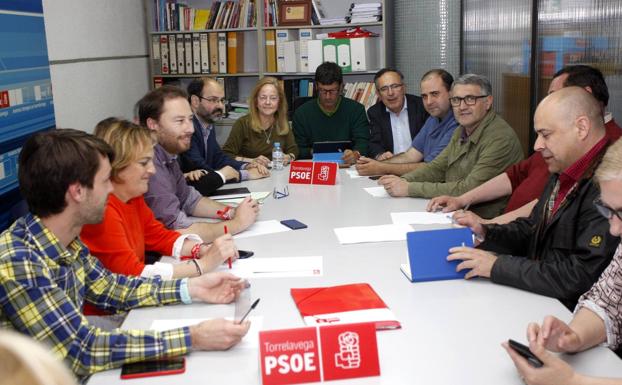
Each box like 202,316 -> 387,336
237,298 -> 260,324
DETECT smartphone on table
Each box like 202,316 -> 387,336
120,357 -> 186,379
508,339 -> 544,368
280,219 -> 308,230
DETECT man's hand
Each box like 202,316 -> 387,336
247,165 -> 270,179
452,210 -> 487,241
427,195 -> 467,212
184,169 -> 207,182
447,246 -> 497,279
528,316 -> 583,353
198,234 -> 238,272
377,175 -> 409,197
355,156 -> 384,176
376,151 -> 393,161
190,318 -> 250,350
230,196 -> 259,233
219,166 -> 240,182
250,155 -> 271,167
187,271 -> 247,303
502,340 -> 581,385
341,149 -> 360,165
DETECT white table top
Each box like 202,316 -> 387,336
88,167 -> 622,384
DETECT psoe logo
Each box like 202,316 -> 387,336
589,235 -> 603,248
334,331 -> 361,369
318,165 -> 330,181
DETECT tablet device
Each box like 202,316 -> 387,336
312,140 -> 352,154
121,358 -> 185,379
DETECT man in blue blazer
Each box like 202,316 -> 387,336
366,68 -> 429,160
179,78 -> 268,195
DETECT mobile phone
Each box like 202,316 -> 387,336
368,175 -> 381,180
120,357 -> 186,379
508,339 -> 544,368
280,219 -> 308,230
238,250 -> 254,259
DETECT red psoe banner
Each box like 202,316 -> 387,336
289,161 -> 338,185
259,323 -> 380,385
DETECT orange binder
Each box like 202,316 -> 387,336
208,32 -> 219,73
227,32 -> 245,74
265,30 -> 277,73
290,283 -> 401,330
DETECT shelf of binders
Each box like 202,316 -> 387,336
151,27 -> 257,34
262,22 -> 383,30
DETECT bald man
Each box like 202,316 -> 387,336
447,87 -> 620,309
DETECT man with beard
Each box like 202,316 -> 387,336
179,78 -> 268,195
0,129 -> 250,377
139,85 -> 259,242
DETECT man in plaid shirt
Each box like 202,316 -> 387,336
0,129 -> 250,377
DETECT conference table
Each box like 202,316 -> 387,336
88,166 -> 622,384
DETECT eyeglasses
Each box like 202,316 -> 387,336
258,95 -> 279,103
317,88 -> 341,96
273,186 -> 289,199
449,95 -> 488,107
199,96 -> 228,105
594,198 -> 622,221
378,83 -> 404,94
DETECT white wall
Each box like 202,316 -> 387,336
42,0 -> 150,132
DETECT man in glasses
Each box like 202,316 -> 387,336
293,62 -> 370,164
364,68 -> 429,161
448,87 -> 619,310
356,68 -> 458,176
379,73 -> 523,219
179,78 -> 268,196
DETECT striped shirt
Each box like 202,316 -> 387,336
0,214 -> 191,376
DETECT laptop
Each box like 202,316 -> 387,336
312,141 -> 352,163
401,228 -> 474,282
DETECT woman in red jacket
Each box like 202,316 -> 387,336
81,118 -> 237,285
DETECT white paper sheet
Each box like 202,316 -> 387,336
150,316 -> 263,349
364,186 -> 390,198
216,191 -> 271,206
333,223 -> 413,244
218,256 -> 323,278
345,169 -> 364,179
390,211 -> 454,225
234,220 -> 291,239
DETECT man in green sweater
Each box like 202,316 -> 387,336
378,74 -> 524,219
293,62 -> 370,164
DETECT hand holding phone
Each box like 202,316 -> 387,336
508,339 -> 544,368
121,357 -> 186,379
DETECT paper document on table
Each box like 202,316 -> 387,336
364,186 -> 390,198
217,191 -> 271,206
234,220 -> 291,239
219,256 -> 323,278
150,316 -> 263,349
334,223 -> 413,244
391,211 -> 454,225
345,169 -> 364,178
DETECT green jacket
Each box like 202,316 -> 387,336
403,110 -> 524,219
292,97 -> 370,159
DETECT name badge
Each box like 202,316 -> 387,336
259,323 -> 380,385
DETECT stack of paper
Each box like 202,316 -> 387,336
348,2 -> 382,23
390,211 -> 454,225
363,186 -> 390,198
219,256 -> 323,278
216,191 -> 271,205
334,223 -> 413,244
234,220 -> 291,239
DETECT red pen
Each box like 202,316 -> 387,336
224,225 -> 232,269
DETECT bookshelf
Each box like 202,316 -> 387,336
146,0 -> 391,110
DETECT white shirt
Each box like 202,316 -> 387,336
387,97 -> 411,154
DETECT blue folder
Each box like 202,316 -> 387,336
401,227 -> 474,282
312,152 -> 343,164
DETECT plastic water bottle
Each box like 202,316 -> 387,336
272,142 -> 284,170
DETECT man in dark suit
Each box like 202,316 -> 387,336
366,68 -> 429,160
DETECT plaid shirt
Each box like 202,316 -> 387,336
0,214 -> 192,376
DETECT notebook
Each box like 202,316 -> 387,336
401,227 -> 474,282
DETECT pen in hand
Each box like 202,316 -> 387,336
224,225 -> 232,269
237,298 -> 260,324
